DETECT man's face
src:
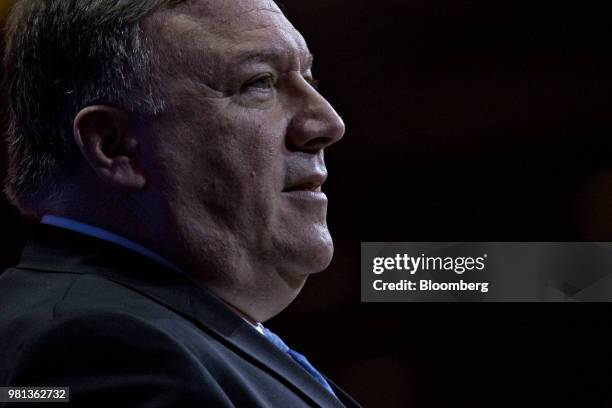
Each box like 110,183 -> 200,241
142,0 -> 345,289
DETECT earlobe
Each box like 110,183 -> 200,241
73,106 -> 147,192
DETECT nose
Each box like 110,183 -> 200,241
285,77 -> 346,153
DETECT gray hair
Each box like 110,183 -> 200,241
3,0 -> 186,217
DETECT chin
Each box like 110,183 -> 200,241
286,226 -> 335,275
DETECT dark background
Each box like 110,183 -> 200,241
3,1 -> 612,406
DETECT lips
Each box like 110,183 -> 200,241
283,173 -> 327,193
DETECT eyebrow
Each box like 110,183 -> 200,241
230,48 -> 314,70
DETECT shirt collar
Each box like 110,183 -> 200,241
40,214 -> 183,275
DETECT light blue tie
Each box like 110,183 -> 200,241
262,327 -> 337,398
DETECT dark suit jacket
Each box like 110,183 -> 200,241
0,224 -> 360,407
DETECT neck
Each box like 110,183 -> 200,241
44,204 -> 306,323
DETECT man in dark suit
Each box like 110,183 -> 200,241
0,0 -> 356,406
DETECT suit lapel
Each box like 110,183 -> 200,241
188,296 -> 346,408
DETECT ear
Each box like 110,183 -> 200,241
73,106 -> 147,192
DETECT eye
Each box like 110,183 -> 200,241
243,74 -> 275,91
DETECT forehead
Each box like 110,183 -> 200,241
151,0 -> 310,63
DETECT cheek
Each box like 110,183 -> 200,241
152,97 -> 290,235
212,109 -> 287,188
179,115 -> 285,220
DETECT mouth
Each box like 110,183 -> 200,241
282,173 -> 328,203
283,183 -> 323,193
282,173 -> 327,193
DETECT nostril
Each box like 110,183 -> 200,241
303,136 -> 332,152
